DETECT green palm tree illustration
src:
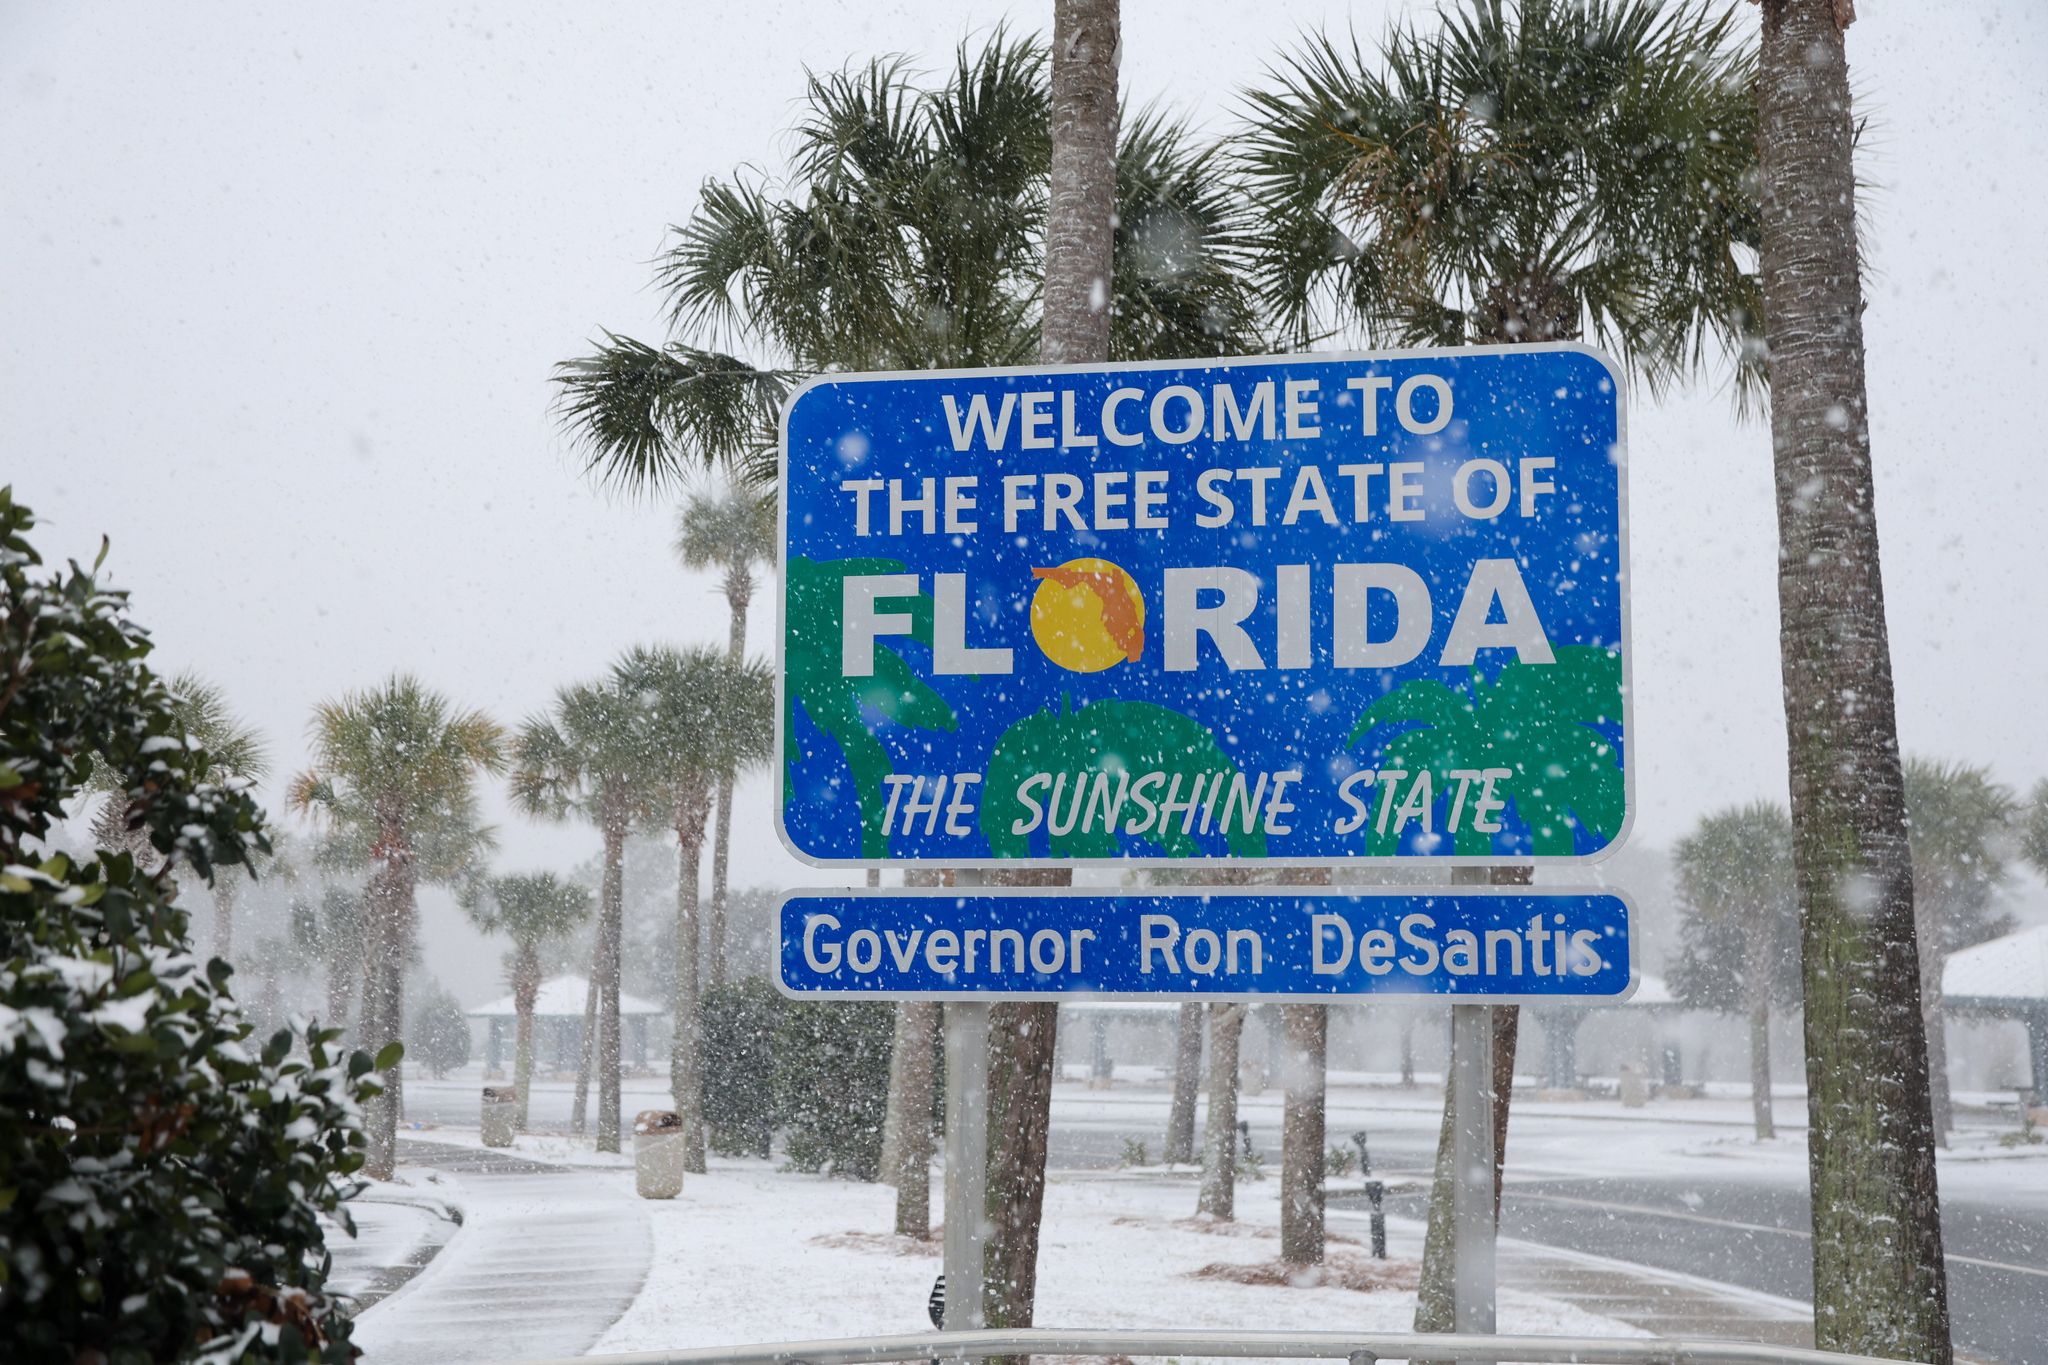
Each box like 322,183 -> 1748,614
1347,645 -> 1623,855
784,555 -> 955,856
981,698 -> 1265,859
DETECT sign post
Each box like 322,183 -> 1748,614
775,345 -> 1633,1353
940,871 -> 988,1343
940,999 -> 988,1334
1450,1002 -> 1497,1357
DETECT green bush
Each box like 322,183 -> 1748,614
774,997 -> 892,1179
0,487 -> 380,1362
700,977 -> 783,1158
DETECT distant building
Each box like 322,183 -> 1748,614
1945,923 -> 2048,1094
465,975 -> 666,1075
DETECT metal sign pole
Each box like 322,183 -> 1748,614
942,871 -> 989,1342
1450,1002 -> 1498,1359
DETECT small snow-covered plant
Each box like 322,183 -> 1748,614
1324,1144 -> 1357,1179
0,487 -> 384,1363
1119,1137 -> 1149,1169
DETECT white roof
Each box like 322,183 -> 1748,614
467,974 -> 667,1019
1944,924 -> 2048,1003
1626,972 -> 1676,1006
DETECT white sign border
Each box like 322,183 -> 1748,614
772,884 -> 1641,1008
771,342 -> 1635,870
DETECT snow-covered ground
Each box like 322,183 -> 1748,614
348,1130 -> 1640,1365
357,1071 -> 2047,1363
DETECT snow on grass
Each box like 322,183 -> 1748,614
595,1159 -> 1641,1359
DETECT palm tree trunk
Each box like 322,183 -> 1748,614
1040,0 -> 1119,366
968,3 -> 1119,1346
361,834 -> 413,1182
879,1006 -> 911,1185
1925,1002 -> 1952,1142
1196,1002 -> 1245,1220
1279,1003 -> 1328,1266
572,953 -> 598,1136
514,942 -> 540,1132
1917,896 -> 1953,1141
981,991 -> 1058,1333
1164,1001 -> 1203,1165
1745,918 -> 1777,1140
894,1000 -> 939,1238
1758,3 -> 1950,1359
673,787 -> 711,1174
213,874 -> 238,960
595,813 -> 626,1153
708,576 -> 750,987
325,951 -> 356,1041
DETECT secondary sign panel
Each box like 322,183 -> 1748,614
778,888 -> 1635,1003
777,345 -> 1629,866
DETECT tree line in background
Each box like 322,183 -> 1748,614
1673,761 -> 2047,1142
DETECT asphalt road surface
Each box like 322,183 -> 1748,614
1048,1119 -> 2047,1365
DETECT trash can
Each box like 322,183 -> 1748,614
481,1086 -> 519,1148
1618,1063 -> 1648,1109
634,1110 -> 686,1199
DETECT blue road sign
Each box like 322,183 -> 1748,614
777,345 -> 1630,867
777,888 -> 1635,1004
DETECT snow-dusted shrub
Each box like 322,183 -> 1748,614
700,976 -> 781,1158
774,996 -> 891,1179
0,488 -> 384,1363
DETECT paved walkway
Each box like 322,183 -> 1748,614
350,1141 -> 652,1365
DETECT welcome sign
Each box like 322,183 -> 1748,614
775,345 -> 1630,866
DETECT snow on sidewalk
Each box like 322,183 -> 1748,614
595,1162 -> 1640,1359
350,1142 -> 651,1365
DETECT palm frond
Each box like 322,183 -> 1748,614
1238,0 -> 1761,402
554,335 -> 790,496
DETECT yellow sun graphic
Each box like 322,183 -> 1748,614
1028,557 -> 1146,672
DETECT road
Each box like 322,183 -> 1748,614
1048,1092 -> 2048,1365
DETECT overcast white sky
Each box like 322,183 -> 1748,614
5,3 -> 2045,994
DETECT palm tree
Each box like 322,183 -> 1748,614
1756,2 -> 1949,1354
674,486 -> 776,986
619,644 -> 773,1172
784,556 -> 955,858
467,872 -> 593,1132
290,675 -> 504,1179
291,884 -> 365,1038
2022,780 -> 2048,881
1902,759 -> 2018,1139
1239,0 -> 1760,374
1670,803 -> 1798,1140
1240,0 -> 1758,1324
1348,646 -> 1625,856
980,699 -> 1266,858
92,671 -> 270,955
510,673 -> 664,1154
554,33 -> 1258,497
556,32 -> 1255,1341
